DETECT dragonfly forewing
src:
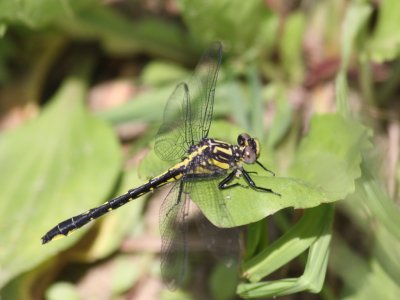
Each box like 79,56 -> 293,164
188,42 -> 222,143
155,82 -> 190,162
154,42 -> 222,162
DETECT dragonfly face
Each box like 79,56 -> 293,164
237,133 -> 260,164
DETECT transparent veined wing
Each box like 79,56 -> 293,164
159,182 -> 190,289
187,42 -> 222,144
155,83 -> 190,161
189,174 -> 241,268
154,42 -> 222,161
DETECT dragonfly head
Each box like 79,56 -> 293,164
237,133 -> 260,164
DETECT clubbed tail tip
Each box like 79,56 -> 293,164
41,234 -> 51,244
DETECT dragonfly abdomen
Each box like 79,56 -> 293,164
41,167 -> 184,244
128,167 -> 184,197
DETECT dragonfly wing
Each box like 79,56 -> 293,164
190,177 -> 241,266
193,204 -> 241,268
155,43 -> 223,162
188,42 -> 222,143
159,181 -> 190,289
155,83 -> 190,161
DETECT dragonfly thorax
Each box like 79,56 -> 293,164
184,133 -> 261,174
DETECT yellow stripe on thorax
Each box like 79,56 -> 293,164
213,145 -> 232,156
211,143 -> 232,170
210,159 -> 230,170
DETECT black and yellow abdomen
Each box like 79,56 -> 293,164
41,166 -> 184,244
42,137 -> 242,244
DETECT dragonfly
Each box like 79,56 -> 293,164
41,42 -> 280,288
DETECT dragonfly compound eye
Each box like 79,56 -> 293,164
249,138 -> 261,158
237,133 -> 251,146
243,146 -> 257,163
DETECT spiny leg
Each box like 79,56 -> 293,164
218,170 -> 248,190
256,160 -> 275,176
242,169 -> 281,196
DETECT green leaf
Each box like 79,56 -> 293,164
330,236 -> 400,300
140,61 -> 188,86
202,114 -> 367,227
0,0 -> 99,28
78,168 -> 147,261
366,0 -> 400,62
210,261 -> 239,300
339,161 -> 400,285
97,78 -> 238,126
289,114 -> 368,200
280,12 -> 305,83
139,115 -> 366,228
96,84 -> 174,125
264,83 -> 292,148
340,3 -> 372,71
241,205 -> 332,283
178,0 -> 273,53
0,74 -> 121,287
110,254 -> 153,297
194,176 -> 327,227
46,282 -> 81,300
336,2 -> 372,114
238,205 -> 333,298
62,6 -> 197,62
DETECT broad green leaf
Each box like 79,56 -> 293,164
366,0 -> 400,62
0,74 -> 121,287
96,84 -> 174,125
74,168 -> 147,261
61,6 -> 197,62
194,176 -> 327,227
97,80 -> 237,126
139,115 -> 366,227
178,0 -> 273,54
289,114 -> 368,201
0,0 -> 99,28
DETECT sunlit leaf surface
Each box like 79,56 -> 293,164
0,75 -> 121,287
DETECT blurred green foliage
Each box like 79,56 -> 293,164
0,0 -> 400,299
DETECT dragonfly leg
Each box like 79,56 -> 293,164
256,160 -> 276,176
246,171 -> 258,175
218,170 -> 248,190
242,169 -> 281,196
